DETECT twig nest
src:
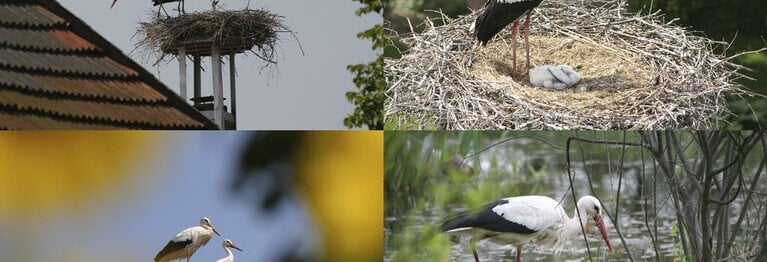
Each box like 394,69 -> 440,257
385,0 -> 752,130
136,9 -> 293,63
529,65 -> 581,90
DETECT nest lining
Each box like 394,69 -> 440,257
385,0 -> 755,130
136,9 -> 292,63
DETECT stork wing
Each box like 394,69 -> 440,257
442,196 -> 564,234
490,196 -> 563,233
154,227 -> 196,261
154,238 -> 192,261
442,199 -> 537,234
153,0 -> 183,6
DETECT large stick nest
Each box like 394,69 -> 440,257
136,9 -> 294,64
385,0 -> 757,130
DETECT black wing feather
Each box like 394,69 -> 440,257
441,199 -> 537,234
152,0 -> 182,6
154,238 -> 193,261
475,0 -> 544,45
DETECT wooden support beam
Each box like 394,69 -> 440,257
211,44 -> 225,129
178,47 -> 187,101
229,54 -> 237,130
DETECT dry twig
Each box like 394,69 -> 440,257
385,0 -> 757,130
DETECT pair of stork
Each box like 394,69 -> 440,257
110,0 -> 220,15
154,217 -> 243,262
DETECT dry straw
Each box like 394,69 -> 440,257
135,9 -> 296,65
385,0 -> 761,130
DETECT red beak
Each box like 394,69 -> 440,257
594,214 -> 612,252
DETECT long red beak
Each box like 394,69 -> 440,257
594,214 -> 612,252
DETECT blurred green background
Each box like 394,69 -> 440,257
384,0 -> 767,129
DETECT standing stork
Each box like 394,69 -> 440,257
441,195 -> 613,262
474,0 -> 544,79
215,239 -> 244,262
110,0 -> 186,16
154,217 -> 221,262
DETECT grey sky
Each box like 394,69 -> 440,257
57,0 -> 380,130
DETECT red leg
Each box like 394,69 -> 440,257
523,11 -> 532,72
472,247 -> 480,262
510,21 -> 519,73
515,249 -> 521,262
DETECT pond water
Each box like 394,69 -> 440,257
385,134 -> 693,261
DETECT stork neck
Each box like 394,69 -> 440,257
224,246 -> 233,257
566,207 -> 591,239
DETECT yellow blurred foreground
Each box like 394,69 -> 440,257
295,131 -> 383,261
0,131 -> 158,216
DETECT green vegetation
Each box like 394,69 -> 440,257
346,0 -> 386,130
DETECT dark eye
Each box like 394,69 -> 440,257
594,205 -> 600,213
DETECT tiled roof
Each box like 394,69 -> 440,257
0,1 -> 217,129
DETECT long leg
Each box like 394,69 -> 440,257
510,21 -> 519,74
159,5 -> 170,17
470,238 -> 480,262
515,249 -> 521,262
523,11 -> 533,72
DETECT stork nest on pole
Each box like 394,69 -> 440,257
385,0 -> 761,130
135,9 -> 296,65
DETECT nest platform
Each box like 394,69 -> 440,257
136,9 -> 289,59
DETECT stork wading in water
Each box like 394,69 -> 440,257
215,239 -> 244,262
441,195 -> 613,262
155,217 -> 221,262
474,0 -> 544,79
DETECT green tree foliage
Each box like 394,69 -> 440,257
346,0 -> 385,130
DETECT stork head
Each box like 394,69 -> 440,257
200,217 -> 221,236
577,196 -> 612,252
223,239 -> 243,252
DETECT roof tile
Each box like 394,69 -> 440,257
0,1 -> 216,129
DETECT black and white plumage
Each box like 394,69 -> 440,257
442,195 -> 613,262
215,239 -> 243,262
474,0 -> 544,78
154,217 -> 221,262
110,0 -> 189,16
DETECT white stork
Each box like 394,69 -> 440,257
441,195 -> 613,262
215,239 -> 244,262
154,217 -> 221,262
110,0 -> 187,16
474,0 -> 544,79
